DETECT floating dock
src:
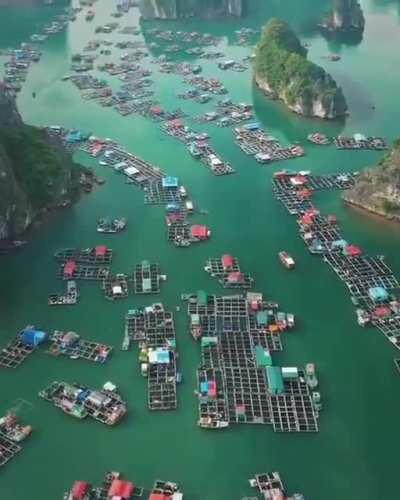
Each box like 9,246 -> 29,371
54,246 -> 113,265
103,273 -> 130,300
248,471 -> 305,499
58,263 -> 110,281
39,381 -> 126,425
0,326 -> 46,369
48,280 -> 79,306
125,303 -> 178,411
64,471 -> 183,500
46,331 -> 112,363
234,125 -> 305,163
184,292 -> 317,432
132,261 -> 163,294
0,413 -> 32,469
205,255 -> 254,289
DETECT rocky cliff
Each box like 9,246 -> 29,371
254,19 -> 348,119
138,0 -> 243,19
327,0 -> 365,31
343,141 -> 400,221
0,90 -> 80,239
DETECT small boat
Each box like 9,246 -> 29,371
305,363 -> 318,389
97,217 -> 127,234
287,313 -> 295,328
278,251 -> 295,269
198,417 -> 229,429
312,391 -> 323,411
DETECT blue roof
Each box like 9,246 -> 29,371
162,176 -> 179,188
368,287 -> 389,302
20,328 -> 47,347
244,122 -> 260,130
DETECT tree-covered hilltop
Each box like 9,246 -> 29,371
0,90 -> 81,239
254,19 -> 348,119
343,140 -> 400,221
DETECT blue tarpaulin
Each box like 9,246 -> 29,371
20,328 -> 47,347
368,287 -> 389,302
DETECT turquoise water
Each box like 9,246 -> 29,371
1,1 -> 400,498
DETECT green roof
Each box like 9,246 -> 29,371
256,310 -> 268,326
197,290 -> 207,306
266,366 -> 284,394
201,336 -> 218,347
143,278 -> 152,292
255,345 -> 272,367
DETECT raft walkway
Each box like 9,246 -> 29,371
184,292 -> 318,432
54,247 -> 113,265
205,255 -> 255,289
46,331 -> 112,363
0,328 -> 36,369
39,381 -> 126,425
271,170 -> 400,351
234,126 -> 305,163
125,304 -> 178,411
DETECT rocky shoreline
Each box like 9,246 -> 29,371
343,141 -> 400,221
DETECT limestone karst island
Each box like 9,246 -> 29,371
1,1 -> 400,500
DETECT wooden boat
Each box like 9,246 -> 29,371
278,251 -> 295,269
198,417 -> 229,429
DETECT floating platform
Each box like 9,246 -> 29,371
58,264 -> 110,281
132,261 -> 163,294
144,181 -> 182,205
48,280 -> 79,306
185,292 -> 311,432
271,170 -> 400,353
54,246 -> 113,264
0,413 -> 32,469
39,381 -> 126,425
205,255 -> 254,289
0,326 -> 42,369
46,331 -> 112,363
125,303 -> 179,411
103,274 -> 130,300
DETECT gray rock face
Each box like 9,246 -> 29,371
0,90 -> 80,239
329,0 -> 365,31
139,0 -> 243,19
343,142 -> 400,221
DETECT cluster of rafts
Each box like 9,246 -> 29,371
272,170 -> 400,352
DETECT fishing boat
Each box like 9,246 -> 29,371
312,391 -> 323,411
198,417 -> 229,429
307,132 -> 330,145
187,142 -> 202,158
97,217 -> 127,234
278,251 -> 295,269
305,363 -> 318,389
287,313 -> 295,328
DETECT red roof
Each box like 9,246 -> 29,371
346,244 -> 363,257
168,119 -> 182,128
95,245 -> 108,257
64,260 -> 77,277
221,254 -> 234,268
191,225 -> 210,240
227,272 -> 244,283
72,481 -> 90,499
297,188 -> 313,199
291,175 -> 308,185
301,214 -> 314,225
373,306 -> 391,318
108,479 -> 135,499
149,494 -> 168,500
150,106 -> 162,114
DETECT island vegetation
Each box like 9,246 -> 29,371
253,18 -> 347,119
343,140 -> 400,220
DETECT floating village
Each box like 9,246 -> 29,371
1,0 -> 400,499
